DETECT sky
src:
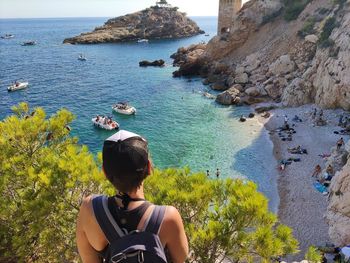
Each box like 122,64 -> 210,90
0,0 -> 249,19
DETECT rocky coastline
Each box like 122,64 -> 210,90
63,6 -> 204,44
170,0 -> 350,255
171,0 -> 350,110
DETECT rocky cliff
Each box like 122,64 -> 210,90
63,6 -> 204,44
172,0 -> 350,110
327,141 -> 350,246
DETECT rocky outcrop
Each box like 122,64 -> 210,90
215,87 -> 241,105
139,59 -> 165,67
63,6 -> 204,44
170,0 -> 350,112
327,142 -> 350,246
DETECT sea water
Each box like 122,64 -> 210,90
0,17 -> 279,210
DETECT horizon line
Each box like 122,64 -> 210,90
0,15 -> 218,20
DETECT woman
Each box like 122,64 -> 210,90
76,130 -> 188,263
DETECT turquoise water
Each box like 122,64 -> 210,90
0,17 -> 278,210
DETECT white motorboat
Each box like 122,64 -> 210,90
1,34 -> 14,39
78,54 -> 87,61
8,82 -> 29,92
112,102 -> 136,115
137,39 -> 149,43
92,116 -> 119,130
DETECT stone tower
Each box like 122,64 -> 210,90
218,0 -> 242,35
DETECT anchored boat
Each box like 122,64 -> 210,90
112,102 -> 136,115
8,82 -> 29,92
92,116 -> 119,130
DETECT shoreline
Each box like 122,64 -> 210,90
258,104 -> 348,260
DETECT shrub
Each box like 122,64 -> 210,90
145,168 -> 299,262
0,103 -> 299,262
305,246 -> 323,263
283,0 -> 312,21
318,17 -> 337,47
298,17 -> 316,37
261,7 -> 284,25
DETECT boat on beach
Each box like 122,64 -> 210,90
1,34 -> 15,39
92,116 -> 119,130
8,82 -> 29,92
21,41 -> 37,46
112,102 -> 136,115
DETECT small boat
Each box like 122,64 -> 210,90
78,54 -> 87,61
21,41 -> 36,46
205,34 -> 210,37
137,39 -> 149,43
8,82 -> 29,92
1,34 -> 14,39
92,116 -> 119,130
112,102 -> 136,115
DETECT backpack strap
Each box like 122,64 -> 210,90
92,195 -> 125,243
143,205 -> 166,235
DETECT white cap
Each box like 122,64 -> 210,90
105,130 -> 145,143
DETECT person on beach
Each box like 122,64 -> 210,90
312,108 -> 317,119
326,164 -> 334,177
312,165 -> 322,178
216,168 -> 220,178
76,130 -> 188,263
206,170 -> 210,177
337,137 -> 345,150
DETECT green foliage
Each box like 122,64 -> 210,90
298,17 -> 316,37
283,0 -> 312,21
1,104 -> 299,262
145,168 -> 299,263
318,17 -> 337,48
305,246 -> 322,263
0,103 -> 106,262
261,7 -> 284,25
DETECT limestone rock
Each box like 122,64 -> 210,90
305,34 -> 319,44
64,6 -> 204,44
269,55 -> 296,76
215,87 -> 240,105
235,72 -> 249,84
139,59 -> 165,67
327,153 -> 350,246
211,82 -> 228,91
245,86 -> 260,97
282,78 -> 313,106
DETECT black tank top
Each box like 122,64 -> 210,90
107,196 -> 152,233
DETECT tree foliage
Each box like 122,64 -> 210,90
305,246 -> 322,263
1,103 -> 298,262
145,168 -> 299,263
0,103 -> 106,262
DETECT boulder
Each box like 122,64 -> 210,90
215,87 -> 240,105
235,72 -> 249,84
211,82 -> 228,91
245,86 -> 260,97
139,59 -> 165,67
269,55 -> 296,76
305,34 -> 319,44
264,84 -> 282,99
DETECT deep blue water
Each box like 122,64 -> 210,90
0,17 -> 279,210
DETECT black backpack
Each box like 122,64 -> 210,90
92,195 -> 168,263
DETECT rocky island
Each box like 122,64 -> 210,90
63,5 -> 204,44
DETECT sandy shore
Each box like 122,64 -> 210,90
259,104 -> 348,260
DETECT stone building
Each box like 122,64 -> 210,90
217,0 -> 242,35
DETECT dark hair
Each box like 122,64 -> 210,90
103,137 -> 149,193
